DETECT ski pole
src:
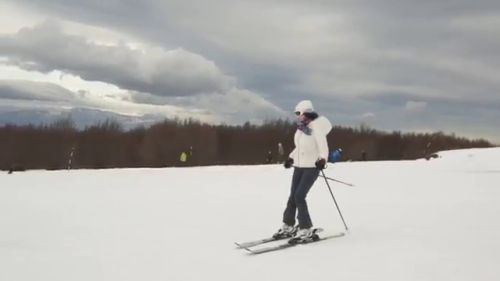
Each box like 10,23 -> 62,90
321,170 -> 349,232
319,174 -> 354,187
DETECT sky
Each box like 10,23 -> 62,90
0,0 -> 499,142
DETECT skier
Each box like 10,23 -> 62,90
265,150 -> 273,164
329,148 -> 343,163
273,100 -> 332,241
179,151 -> 188,164
277,142 -> 285,163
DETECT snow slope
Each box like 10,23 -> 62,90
1,148 -> 499,281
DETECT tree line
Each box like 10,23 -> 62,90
0,118 -> 493,171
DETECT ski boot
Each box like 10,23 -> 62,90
288,228 -> 320,244
272,224 -> 297,239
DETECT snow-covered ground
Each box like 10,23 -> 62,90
1,147 -> 499,281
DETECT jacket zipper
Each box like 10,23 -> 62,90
297,131 -> 301,166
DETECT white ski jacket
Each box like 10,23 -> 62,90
289,116 -> 332,168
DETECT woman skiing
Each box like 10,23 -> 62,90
273,100 -> 332,240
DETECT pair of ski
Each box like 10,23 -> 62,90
235,228 -> 345,254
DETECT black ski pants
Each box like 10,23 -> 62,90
282,167 -> 319,229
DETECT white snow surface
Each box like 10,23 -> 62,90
1,147 -> 500,281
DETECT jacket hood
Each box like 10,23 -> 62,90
310,116 -> 332,136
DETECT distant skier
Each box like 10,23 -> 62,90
329,148 -> 343,163
273,100 -> 332,240
277,142 -> 285,163
179,152 -> 188,164
265,150 -> 273,164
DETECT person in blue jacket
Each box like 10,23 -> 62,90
329,148 -> 343,163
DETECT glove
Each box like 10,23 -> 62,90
284,158 -> 294,169
315,158 -> 326,170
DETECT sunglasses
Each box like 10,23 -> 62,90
294,111 -> 302,116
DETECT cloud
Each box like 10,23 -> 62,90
0,21 -> 234,97
0,79 -> 285,125
0,79 -> 212,119
187,88 -> 286,124
361,112 -> 376,119
129,88 -> 287,124
404,101 -> 427,113
0,79 -> 78,102
0,21 -> 285,124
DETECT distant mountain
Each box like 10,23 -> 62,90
0,107 -> 164,130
